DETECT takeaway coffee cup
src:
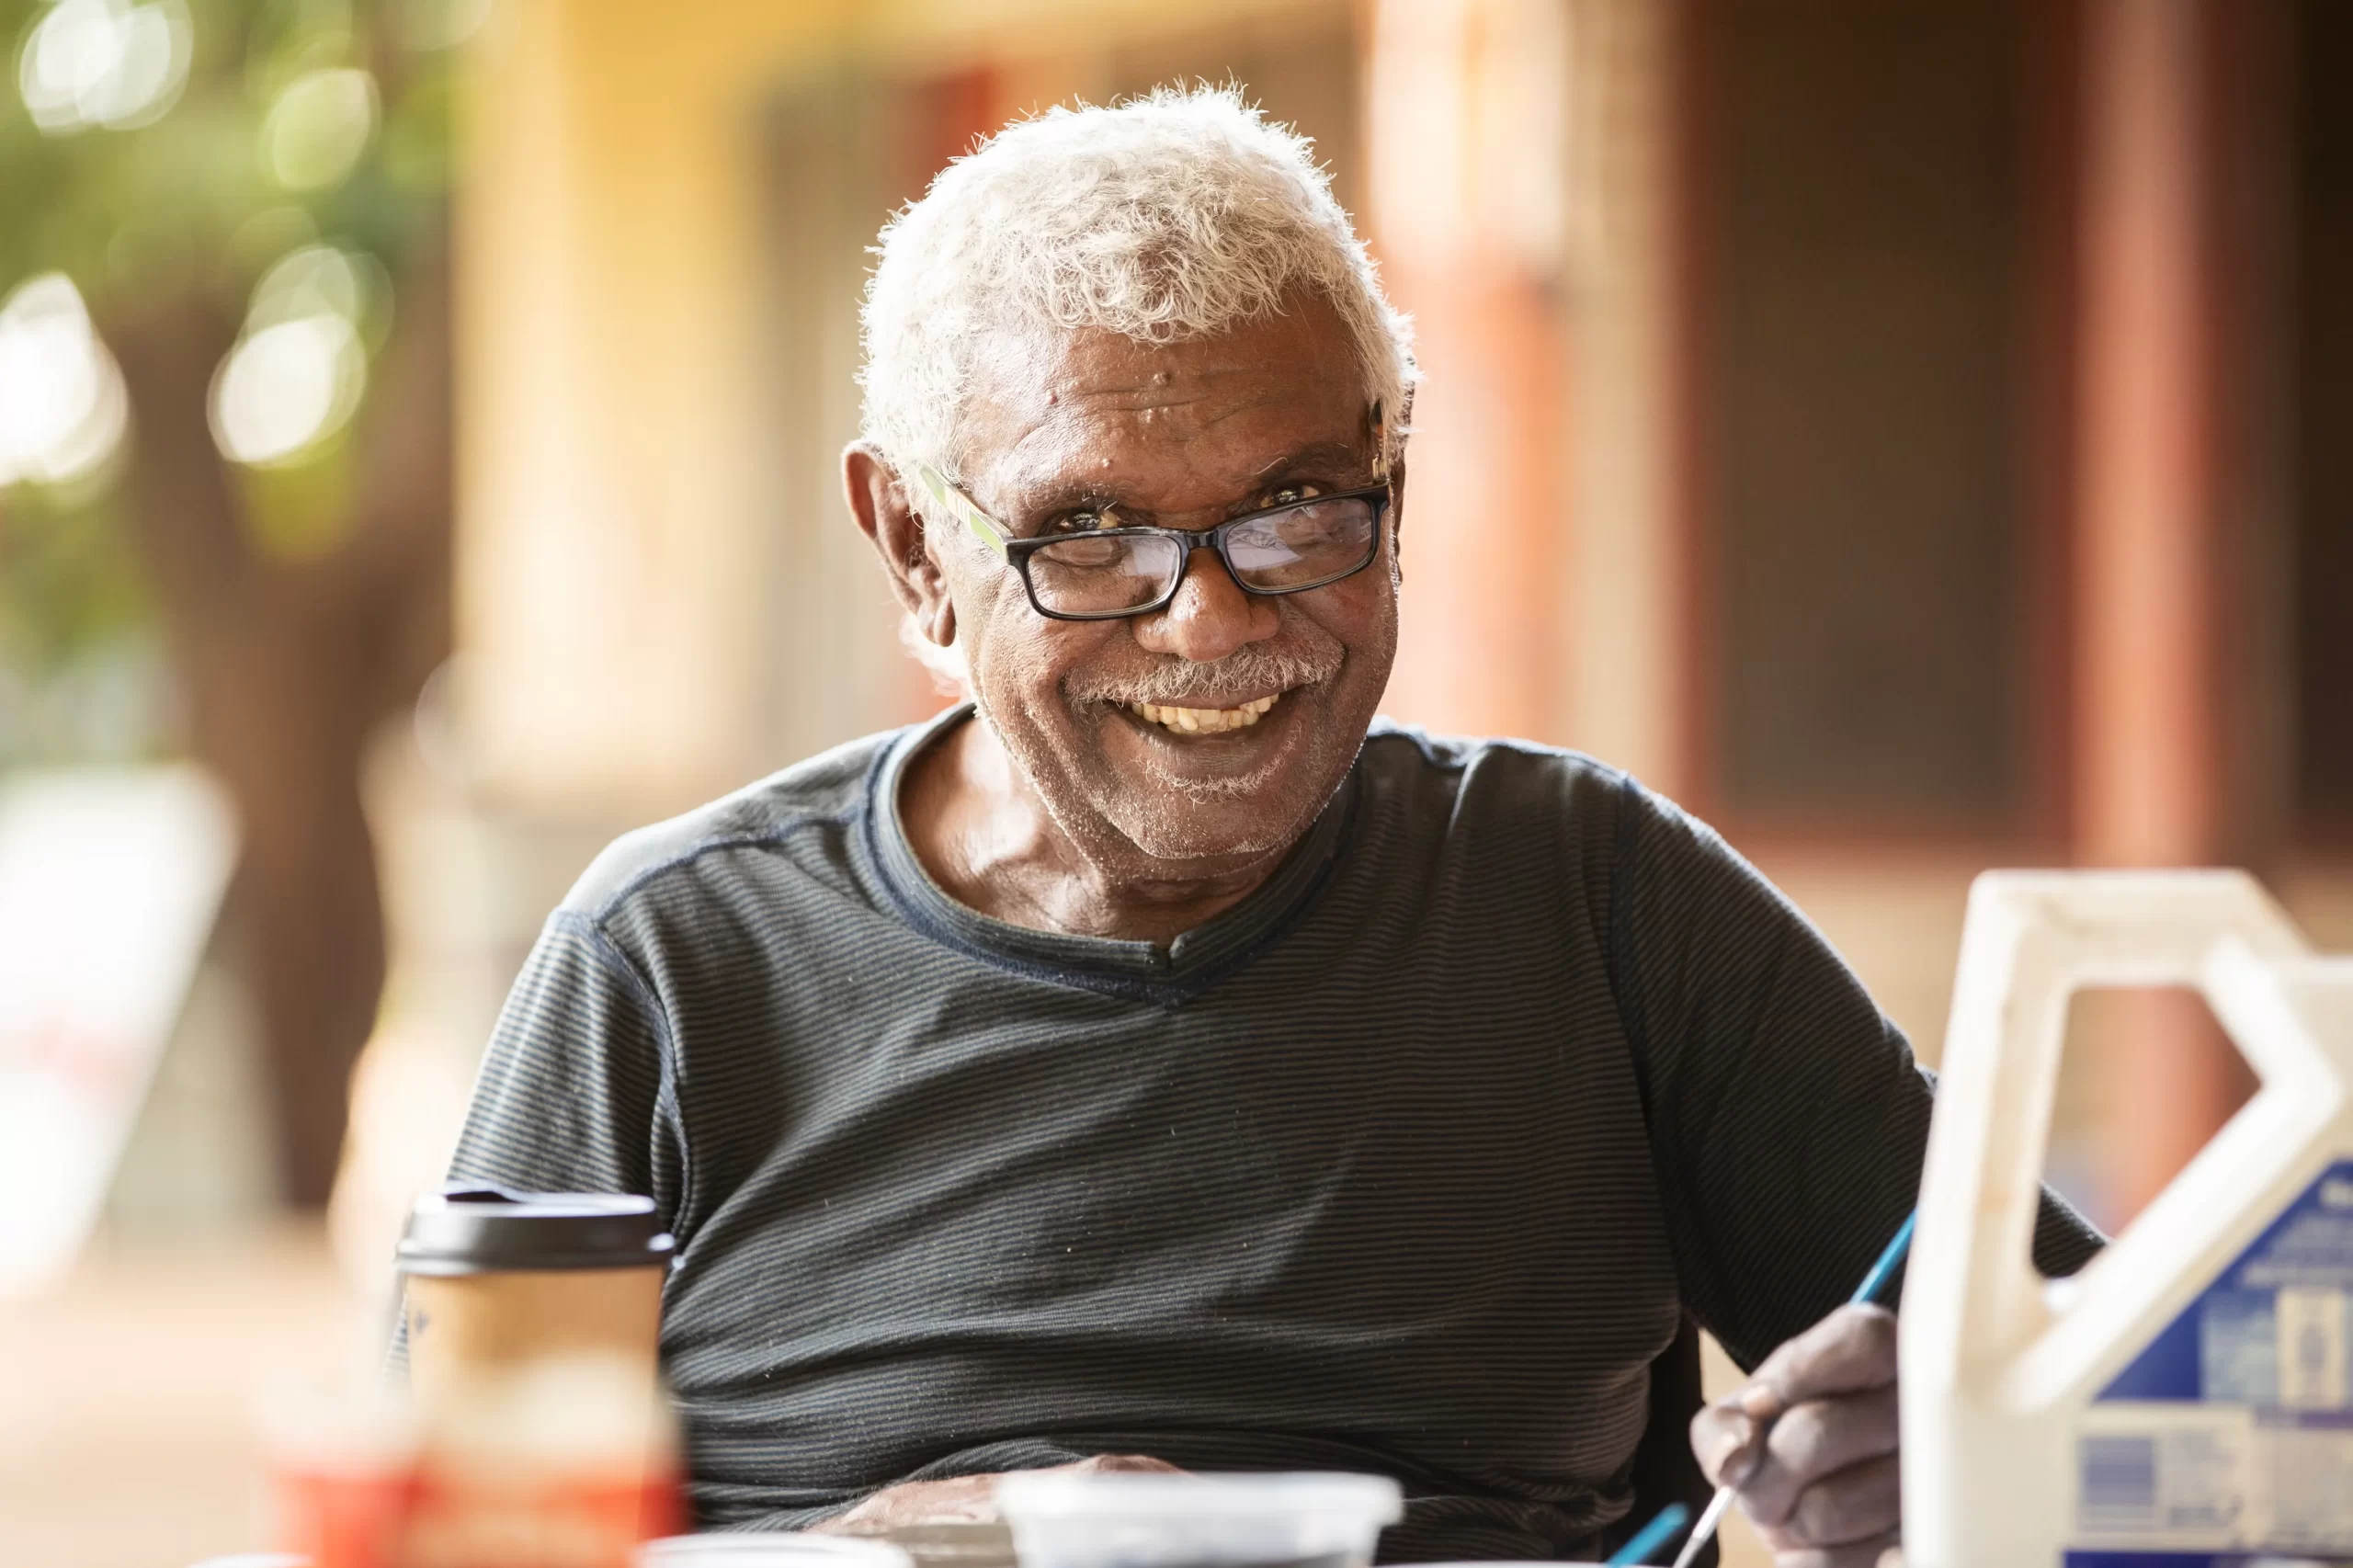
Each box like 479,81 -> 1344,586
396,1184 -> 675,1414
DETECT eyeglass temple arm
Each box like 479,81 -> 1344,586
915,462 -> 1009,560
917,405 -> 1387,562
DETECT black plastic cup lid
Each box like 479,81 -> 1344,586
395,1184 -> 676,1276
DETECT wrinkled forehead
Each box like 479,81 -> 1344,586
954,294 -> 1376,509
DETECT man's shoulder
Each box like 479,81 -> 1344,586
557,727 -> 899,922
1358,720 -> 1736,880
1351,720 -> 1669,889
1359,718 -> 1636,807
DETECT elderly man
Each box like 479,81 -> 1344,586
444,89 -> 2097,1566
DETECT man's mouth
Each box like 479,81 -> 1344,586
1124,692 -> 1282,734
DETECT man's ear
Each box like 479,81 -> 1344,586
844,442 -> 956,649
1371,394 -> 1408,578
1386,450 -> 1408,577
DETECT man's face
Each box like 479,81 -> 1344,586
939,295 -> 1401,880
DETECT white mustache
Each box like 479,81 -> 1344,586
1067,642 -> 1342,708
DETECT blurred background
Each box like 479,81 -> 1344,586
1,0 -> 2348,1563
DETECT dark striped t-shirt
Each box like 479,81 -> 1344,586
443,706 -> 2099,1559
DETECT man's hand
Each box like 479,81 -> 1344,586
812,1453 -> 1185,1533
1689,1303 -> 1902,1568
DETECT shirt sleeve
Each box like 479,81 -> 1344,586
1608,775 -> 2102,1371
442,908 -> 684,1224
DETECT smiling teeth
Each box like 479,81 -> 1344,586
1129,693 -> 1280,733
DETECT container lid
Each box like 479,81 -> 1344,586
396,1184 -> 676,1275
995,1471 -> 1403,1524
638,1535 -> 914,1568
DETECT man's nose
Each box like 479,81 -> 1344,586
1131,546 -> 1281,663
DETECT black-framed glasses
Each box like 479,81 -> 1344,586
915,461 -> 1391,622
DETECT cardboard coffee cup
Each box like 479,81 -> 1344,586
396,1185 -> 674,1415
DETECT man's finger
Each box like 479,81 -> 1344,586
1069,1454 -> 1185,1474
1689,1399 -> 1764,1488
1747,1303 -> 1897,1408
817,1473 -> 1002,1531
1753,1452 -> 1902,1552
1755,1527 -> 1903,1568
1733,1383 -> 1899,1526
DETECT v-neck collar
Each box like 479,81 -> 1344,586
860,703 -> 1360,1003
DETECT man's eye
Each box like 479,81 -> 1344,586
1049,510 -> 1111,534
1264,484 -> 1324,507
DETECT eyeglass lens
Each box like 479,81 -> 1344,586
1024,494 -> 1378,616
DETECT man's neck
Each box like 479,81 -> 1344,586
897,710 -> 1289,945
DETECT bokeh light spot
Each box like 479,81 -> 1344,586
248,243 -> 393,349
0,275 -> 130,488
208,314 -> 366,468
17,0 -> 192,134
250,245 -> 364,329
262,67 -> 379,190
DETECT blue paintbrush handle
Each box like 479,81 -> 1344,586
1604,1500 -> 1690,1566
1850,1210 -> 1916,1307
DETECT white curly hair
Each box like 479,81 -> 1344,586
858,85 -> 1416,493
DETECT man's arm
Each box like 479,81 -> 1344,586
1610,776 -> 2098,1360
807,1455 -> 1184,1534
1608,777 -> 2100,1565
388,909 -> 677,1380
444,907 -> 681,1223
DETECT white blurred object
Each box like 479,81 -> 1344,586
264,66 -> 379,189
17,0 -> 192,133
1904,871 -> 2353,1566
0,767 -> 236,1296
102,947 -> 277,1234
0,273 -> 130,486
639,1537 -> 912,1568
210,312 -> 366,466
996,1471 -> 1401,1568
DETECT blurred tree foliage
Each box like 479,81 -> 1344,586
0,0 -> 469,1202
0,482 -> 145,697
1,0 -> 456,667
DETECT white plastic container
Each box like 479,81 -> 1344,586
639,1534 -> 915,1568
995,1471 -> 1402,1568
1903,869 -> 2353,1567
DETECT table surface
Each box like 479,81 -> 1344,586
0,1221 -> 364,1568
